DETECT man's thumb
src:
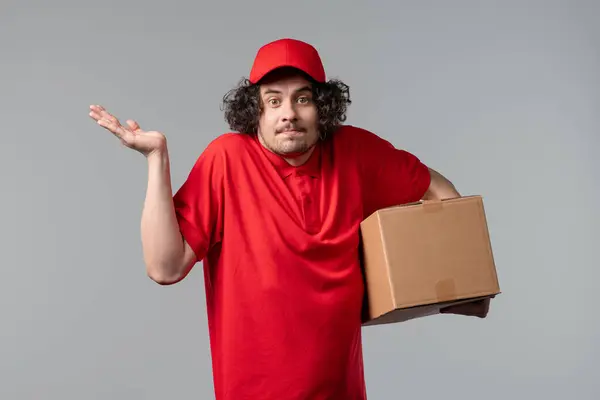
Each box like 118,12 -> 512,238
126,120 -> 140,131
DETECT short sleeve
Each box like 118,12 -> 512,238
172,138 -> 225,262
352,127 -> 431,216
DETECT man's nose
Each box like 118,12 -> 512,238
281,100 -> 298,121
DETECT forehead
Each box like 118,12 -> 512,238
258,69 -> 312,94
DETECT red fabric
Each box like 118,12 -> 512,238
173,125 -> 431,400
249,38 -> 326,83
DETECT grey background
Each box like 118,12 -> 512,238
1,0 -> 598,399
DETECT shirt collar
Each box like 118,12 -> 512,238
254,134 -> 321,179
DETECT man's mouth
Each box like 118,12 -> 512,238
278,128 -> 304,135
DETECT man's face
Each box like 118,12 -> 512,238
257,70 -> 319,158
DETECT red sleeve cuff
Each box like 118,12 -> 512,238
174,203 -> 210,262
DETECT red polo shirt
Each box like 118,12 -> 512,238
172,125 -> 431,400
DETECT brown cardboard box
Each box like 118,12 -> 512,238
360,195 -> 500,326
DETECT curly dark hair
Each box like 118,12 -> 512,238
221,72 -> 351,140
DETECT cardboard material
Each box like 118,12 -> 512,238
359,195 -> 500,326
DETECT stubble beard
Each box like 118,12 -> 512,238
259,130 -> 316,157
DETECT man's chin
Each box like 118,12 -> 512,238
274,146 -> 307,158
275,139 -> 315,158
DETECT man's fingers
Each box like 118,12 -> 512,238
89,111 -> 101,121
90,105 -> 126,136
96,118 -> 118,133
97,118 -> 128,139
90,104 -> 118,124
90,105 -> 140,148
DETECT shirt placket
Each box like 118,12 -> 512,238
295,172 -> 320,233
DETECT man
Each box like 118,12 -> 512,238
89,38 -> 489,400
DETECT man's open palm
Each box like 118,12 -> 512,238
89,105 -> 166,157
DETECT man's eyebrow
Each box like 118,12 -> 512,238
261,86 -> 313,96
295,86 -> 312,93
262,89 -> 281,95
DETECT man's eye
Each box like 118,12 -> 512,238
297,97 -> 309,104
268,99 -> 280,106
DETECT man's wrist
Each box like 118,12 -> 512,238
147,147 -> 169,164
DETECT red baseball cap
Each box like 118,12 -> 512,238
249,38 -> 326,84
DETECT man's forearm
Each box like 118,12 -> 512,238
141,149 -> 186,283
422,167 -> 460,200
